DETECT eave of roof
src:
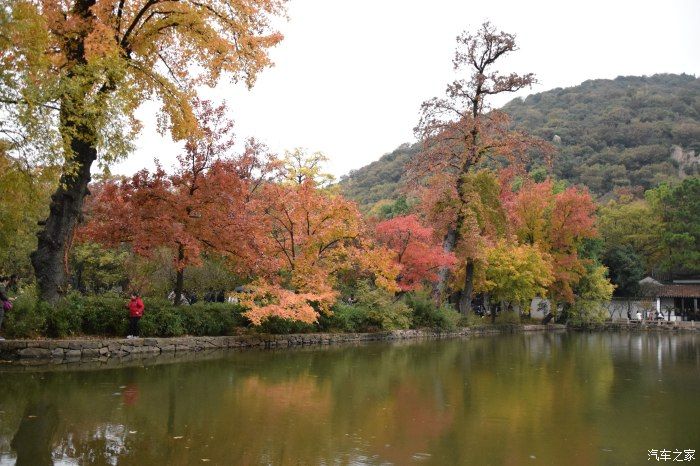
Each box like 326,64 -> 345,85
657,284 -> 700,298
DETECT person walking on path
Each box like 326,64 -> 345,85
127,292 -> 144,339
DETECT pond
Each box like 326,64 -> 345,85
0,332 -> 698,465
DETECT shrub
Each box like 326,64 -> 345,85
459,313 -> 486,327
329,283 -> 412,332
80,294 -> 129,336
404,291 -> 461,330
180,302 -> 247,336
44,293 -> 83,338
329,303 -> 371,333
3,290 -> 251,338
137,299 -> 185,337
3,285 -> 47,338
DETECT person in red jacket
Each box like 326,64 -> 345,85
127,292 -> 144,339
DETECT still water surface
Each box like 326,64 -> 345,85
0,332 -> 698,465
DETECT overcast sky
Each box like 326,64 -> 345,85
113,0 -> 700,179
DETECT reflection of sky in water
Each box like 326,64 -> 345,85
0,333 -> 697,465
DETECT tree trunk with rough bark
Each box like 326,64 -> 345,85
458,260 -> 475,315
30,0 -> 100,303
174,244 -> 185,305
31,125 -> 97,303
433,227 -> 457,301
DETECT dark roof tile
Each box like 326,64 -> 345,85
657,284 -> 700,298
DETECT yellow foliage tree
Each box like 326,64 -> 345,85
478,240 -> 554,309
1,0 -> 286,301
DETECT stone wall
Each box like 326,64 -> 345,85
0,325 -> 566,362
569,321 -> 700,332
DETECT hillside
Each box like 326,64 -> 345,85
340,73 -> 700,210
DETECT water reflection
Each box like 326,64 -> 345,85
0,332 -> 698,465
11,401 -> 58,466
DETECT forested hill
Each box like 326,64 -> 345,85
340,73 -> 700,210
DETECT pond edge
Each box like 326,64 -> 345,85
1,321 -> 697,365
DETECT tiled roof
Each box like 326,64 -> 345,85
657,284 -> 700,298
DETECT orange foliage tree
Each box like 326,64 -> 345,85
239,180 -> 400,324
410,22 -> 551,313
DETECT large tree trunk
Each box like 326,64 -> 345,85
458,260 -> 475,315
433,227 -> 458,301
174,244 -> 185,305
30,0 -> 99,303
31,126 -> 97,303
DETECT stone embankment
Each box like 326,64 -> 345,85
570,321 -> 699,332
0,324 -> 565,362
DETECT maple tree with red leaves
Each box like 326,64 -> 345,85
80,100 -> 277,303
410,22 -> 553,314
375,215 -> 456,292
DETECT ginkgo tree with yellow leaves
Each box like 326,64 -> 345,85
477,240 -> 554,312
1,0 -> 286,302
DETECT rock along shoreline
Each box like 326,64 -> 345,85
0,325 -> 564,363
0,321 -> 697,365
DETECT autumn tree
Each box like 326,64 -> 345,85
503,179 -> 599,306
81,101 -> 277,303
410,22 -> 550,313
1,0 -> 285,302
374,214 -> 456,292
477,240 -> 554,311
418,169 -> 509,311
239,180 -> 400,325
260,181 -> 399,290
280,148 -> 334,187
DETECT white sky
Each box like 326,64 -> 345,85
112,0 -> 700,179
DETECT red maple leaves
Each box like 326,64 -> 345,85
375,215 -> 456,292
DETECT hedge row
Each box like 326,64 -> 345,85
4,290 -> 247,339
3,287 -> 466,339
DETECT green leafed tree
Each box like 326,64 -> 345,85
598,196 -> 664,274
569,263 -> 615,323
0,143 -> 58,276
602,244 -> 644,296
647,177 -> 700,275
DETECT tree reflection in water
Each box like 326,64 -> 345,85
11,401 -> 58,466
0,332 -> 697,465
